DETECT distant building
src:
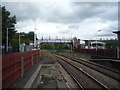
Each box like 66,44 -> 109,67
113,31 -> 120,45
90,41 -> 105,49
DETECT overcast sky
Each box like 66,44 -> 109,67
2,1 -> 118,40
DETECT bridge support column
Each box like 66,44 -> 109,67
20,57 -> 24,77
70,44 -> 72,51
117,47 -> 119,59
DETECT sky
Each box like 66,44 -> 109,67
2,1 -> 119,40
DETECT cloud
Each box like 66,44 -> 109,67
3,2 -> 117,23
2,2 -> 118,40
68,25 -> 79,29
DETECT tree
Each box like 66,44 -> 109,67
41,43 -> 55,50
0,6 -> 2,47
54,43 -> 68,49
11,32 -> 35,46
41,43 -> 69,50
2,6 -> 16,46
25,32 -> 34,42
103,39 -> 118,49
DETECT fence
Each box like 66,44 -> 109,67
74,48 -> 119,58
2,50 -> 40,88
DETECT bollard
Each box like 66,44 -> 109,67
31,54 -> 33,66
20,57 -> 24,77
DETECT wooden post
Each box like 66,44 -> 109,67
31,54 -> 33,66
20,57 -> 24,77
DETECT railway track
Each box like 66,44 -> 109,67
52,53 -> 120,89
56,56 -> 109,89
54,53 -> 120,81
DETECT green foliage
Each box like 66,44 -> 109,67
27,32 -> 34,41
54,43 -> 69,49
20,32 -> 34,45
41,43 -> 55,50
11,39 -> 19,46
11,32 -> 34,46
103,40 -> 118,49
21,38 -> 31,45
19,32 -> 34,41
41,43 -> 69,50
2,6 -> 16,45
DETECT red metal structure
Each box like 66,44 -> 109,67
2,50 -> 40,88
74,48 -> 119,58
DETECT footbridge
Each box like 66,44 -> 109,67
39,38 -> 73,44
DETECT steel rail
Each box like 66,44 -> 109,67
55,55 -> 109,89
57,60 -> 85,90
54,53 -> 120,81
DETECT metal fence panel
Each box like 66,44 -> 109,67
2,50 -> 40,88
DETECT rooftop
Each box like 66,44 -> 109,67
113,31 -> 120,34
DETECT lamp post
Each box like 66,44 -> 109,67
34,28 -> 37,49
113,31 -> 120,59
6,28 -> 8,52
19,35 -> 24,52
6,27 -> 15,52
96,30 -> 101,54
